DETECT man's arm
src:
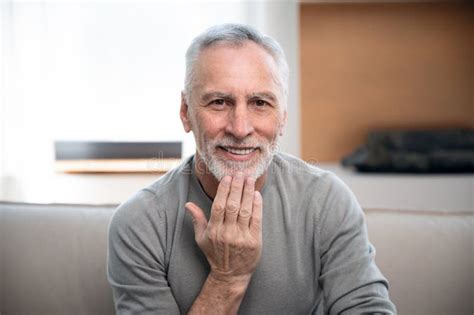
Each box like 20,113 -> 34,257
185,173 -> 262,314
318,172 -> 397,314
107,190 -> 181,314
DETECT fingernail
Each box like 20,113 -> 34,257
254,191 -> 262,199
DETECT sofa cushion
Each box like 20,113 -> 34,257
0,202 -> 116,315
1,202 -> 472,314
365,208 -> 474,315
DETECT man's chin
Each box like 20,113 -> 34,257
210,157 -> 271,181
197,148 -> 274,181
221,167 -> 258,179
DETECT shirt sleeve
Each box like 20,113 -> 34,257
107,190 -> 180,315
317,172 -> 397,314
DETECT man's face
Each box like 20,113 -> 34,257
181,41 -> 287,180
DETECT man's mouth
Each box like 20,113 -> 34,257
218,146 -> 258,155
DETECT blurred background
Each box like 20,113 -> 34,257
0,0 -> 474,207
1,0 -> 301,203
1,0 -> 472,208
0,1 -> 473,314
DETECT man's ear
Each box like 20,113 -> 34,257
279,110 -> 288,136
180,92 -> 192,133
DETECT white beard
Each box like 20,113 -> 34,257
197,135 -> 279,181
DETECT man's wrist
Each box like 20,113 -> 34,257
208,271 -> 252,294
188,272 -> 253,314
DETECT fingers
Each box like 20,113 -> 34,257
249,191 -> 263,236
208,173 -> 262,233
209,176 -> 231,226
237,177 -> 255,229
185,202 -> 207,239
224,172 -> 245,225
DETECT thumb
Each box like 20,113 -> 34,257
185,202 -> 207,239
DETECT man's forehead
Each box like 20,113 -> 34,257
197,41 -> 276,68
190,41 -> 285,105
200,40 -> 269,56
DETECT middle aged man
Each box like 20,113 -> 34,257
107,23 -> 396,314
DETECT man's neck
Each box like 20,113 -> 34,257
194,153 -> 267,200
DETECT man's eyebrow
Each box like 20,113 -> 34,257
247,92 -> 277,102
200,92 -> 234,102
200,91 -> 278,103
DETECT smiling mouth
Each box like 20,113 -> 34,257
218,146 -> 258,155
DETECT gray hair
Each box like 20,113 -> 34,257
184,23 -> 289,107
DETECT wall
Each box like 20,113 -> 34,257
300,2 -> 473,162
0,1 -> 300,204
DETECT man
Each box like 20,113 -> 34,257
107,23 -> 396,314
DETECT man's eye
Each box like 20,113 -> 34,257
210,99 -> 225,106
255,100 -> 268,107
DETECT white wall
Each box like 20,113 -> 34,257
0,1 -> 7,200
0,0 -> 301,204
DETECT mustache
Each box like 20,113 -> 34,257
213,137 -> 262,149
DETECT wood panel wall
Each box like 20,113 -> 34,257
300,2 -> 473,162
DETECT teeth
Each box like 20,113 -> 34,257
223,147 -> 256,155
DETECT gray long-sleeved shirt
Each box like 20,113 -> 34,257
107,153 -> 396,314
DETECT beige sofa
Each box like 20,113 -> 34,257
0,202 -> 115,315
1,202 -> 472,314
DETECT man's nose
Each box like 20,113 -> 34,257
225,104 -> 254,139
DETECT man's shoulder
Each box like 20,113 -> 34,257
110,156 -> 193,228
272,152 -> 333,183
144,155 -> 194,198
271,152 -> 353,201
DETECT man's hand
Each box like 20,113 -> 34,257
186,172 -> 263,282
185,172 -> 263,314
